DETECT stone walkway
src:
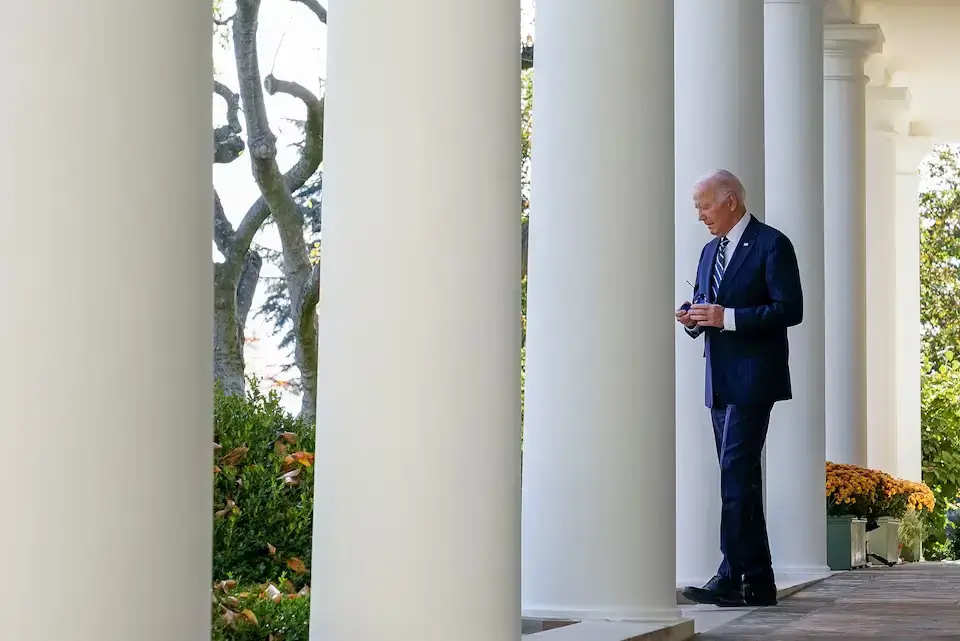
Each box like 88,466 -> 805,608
698,563 -> 960,640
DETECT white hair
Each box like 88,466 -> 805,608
694,169 -> 747,207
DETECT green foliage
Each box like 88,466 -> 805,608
920,145 -> 960,556
898,507 -> 925,562
213,382 -> 315,587
920,350 -> 960,554
920,147 -> 960,368
212,585 -> 311,641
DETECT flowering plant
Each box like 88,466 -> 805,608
825,462 -> 936,519
826,462 -> 883,517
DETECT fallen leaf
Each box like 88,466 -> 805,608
213,466 -> 222,474
291,451 -> 315,467
225,596 -> 240,608
280,431 -> 298,445
298,585 -> 310,598
220,445 -> 249,467
237,592 -> 250,598
280,578 -> 296,593
241,609 -> 259,626
267,542 -> 276,556
214,442 -> 223,451
214,499 -> 237,519
274,440 -> 288,457
220,606 -> 237,627
278,468 -> 301,486
287,557 -> 308,574
265,583 -> 283,603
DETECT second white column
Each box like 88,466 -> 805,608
674,0 -> 765,588
763,0 -> 829,577
521,0 -> 678,620
310,1 -> 521,639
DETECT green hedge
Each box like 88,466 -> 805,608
212,581 -> 311,641
213,383 -> 315,639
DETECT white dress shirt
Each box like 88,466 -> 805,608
686,212 -> 752,336
719,212 -> 752,332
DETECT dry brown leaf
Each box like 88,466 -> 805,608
291,451 -> 314,467
241,609 -> 259,626
265,583 -> 283,603
213,466 -> 222,474
237,592 -> 250,598
274,440 -> 288,457
280,578 -> 296,594
225,596 -> 240,608
278,468 -> 301,486
267,542 -> 277,556
214,442 -> 223,451
220,606 -> 237,627
214,499 -> 237,519
298,585 -> 310,598
286,557 -> 308,574
280,431 -> 298,444
220,445 -> 249,467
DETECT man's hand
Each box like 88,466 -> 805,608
688,303 -> 725,328
675,302 -> 698,329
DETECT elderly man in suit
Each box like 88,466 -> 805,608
675,169 -> 803,608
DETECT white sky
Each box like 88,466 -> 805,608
214,1 -> 535,414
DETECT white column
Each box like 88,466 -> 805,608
823,24 -> 883,467
0,3 -> 212,640
864,87 -> 912,476
521,0 -> 678,620
763,0 -> 828,577
865,129 -> 899,474
310,1 -> 520,639
893,136 -> 931,482
675,0 -> 765,588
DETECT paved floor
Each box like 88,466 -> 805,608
698,563 -> 960,640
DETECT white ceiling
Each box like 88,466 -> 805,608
859,0 -> 960,141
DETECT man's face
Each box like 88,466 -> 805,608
694,185 -> 737,236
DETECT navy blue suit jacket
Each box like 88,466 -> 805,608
688,216 -> 803,408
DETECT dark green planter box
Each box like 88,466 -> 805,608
827,515 -> 866,570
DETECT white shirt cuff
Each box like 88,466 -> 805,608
723,307 -> 736,331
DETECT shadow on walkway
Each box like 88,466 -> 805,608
698,563 -> 960,640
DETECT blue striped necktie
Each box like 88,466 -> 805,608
711,236 -> 729,301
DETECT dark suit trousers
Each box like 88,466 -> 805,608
710,401 -> 774,585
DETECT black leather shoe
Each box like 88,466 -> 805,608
681,575 -> 746,607
743,580 -> 778,606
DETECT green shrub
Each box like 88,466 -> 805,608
212,582 -> 311,641
213,382 -> 315,587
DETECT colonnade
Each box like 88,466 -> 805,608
1,1 -> 924,639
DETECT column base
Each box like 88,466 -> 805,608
523,604 -> 683,623
523,619 -> 695,640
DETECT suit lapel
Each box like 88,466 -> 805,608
718,217 -> 760,296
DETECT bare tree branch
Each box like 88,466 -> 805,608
214,13 -> 236,26
237,251 -> 264,328
301,262 -> 321,327
234,0 -> 322,422
215,81 -> 242,133
289,0 -> 327,24
214,81 -> 245,164
214,188 -> 235,254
